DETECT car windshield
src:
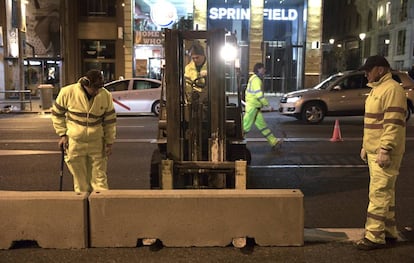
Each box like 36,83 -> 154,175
313,75 -> 343,90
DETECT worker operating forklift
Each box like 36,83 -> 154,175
184,41 -> 207,104
150,29 -> 249,190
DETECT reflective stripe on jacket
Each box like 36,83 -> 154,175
363,72 -> 406,154
245,74 -> 269,108
51,83 -> 116,144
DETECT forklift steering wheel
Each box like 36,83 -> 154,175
188,76 -> 206,89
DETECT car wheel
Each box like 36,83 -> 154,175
301,102 -> 325,124
152,100 -> 161,116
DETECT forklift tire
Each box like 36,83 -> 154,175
150,148 -> 164,189
228,146 -> 251,165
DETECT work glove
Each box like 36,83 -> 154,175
360,148 -> 367,163
376,149 -> 391,168
58,135 -> 68,151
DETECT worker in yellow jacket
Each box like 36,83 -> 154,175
184,42 -> 208,103
243,63 -> 282,150
355,55 -> 406,250
51,69 -> 117,192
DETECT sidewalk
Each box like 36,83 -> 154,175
1,229 -> 413,263
0,97 -> 51,114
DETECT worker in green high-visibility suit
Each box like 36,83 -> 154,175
243,63 -> 282,151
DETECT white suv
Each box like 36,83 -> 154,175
278,71 -> 414,124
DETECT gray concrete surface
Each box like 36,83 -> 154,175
0,191 -> 88,249
89,189 -> 304,247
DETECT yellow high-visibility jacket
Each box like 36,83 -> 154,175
363,72 -> 406,155
184,60 -> 208,93
51,83 -> 116,145
184,60 -> 208,81
245,74 -> 269,108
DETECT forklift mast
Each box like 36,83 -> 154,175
164,29 -> 227,162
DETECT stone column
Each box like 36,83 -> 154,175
305,0 -> 323,89
193,0 -> 207,30
249,0 -> 264,73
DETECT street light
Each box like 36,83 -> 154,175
384,39 -> 390,56
359,33 -> 366,64
329,38 -> 335,45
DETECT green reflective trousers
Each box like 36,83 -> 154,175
243,105 -> 278,146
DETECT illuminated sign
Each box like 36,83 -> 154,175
135,31 -> 164,45
150,1 -> 178,27
209,8 -> 298,21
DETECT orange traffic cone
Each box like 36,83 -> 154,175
330,119 -> 343,142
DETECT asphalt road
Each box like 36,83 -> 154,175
0,109 -> 414,262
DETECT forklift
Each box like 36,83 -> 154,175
150,29 -> 251,189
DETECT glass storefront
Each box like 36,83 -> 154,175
207,0 -> 250,87
24,59 -> 62,97
133,0 -> 193,79
262,0 -> 305,93
133,0 -> 307,93
21,0 -> 63,95
207,0 -> 305,93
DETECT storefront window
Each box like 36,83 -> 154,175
24,0 -> 61,57
24,59 -> 62,97
207,0 -> 250,89
207,0 -> 250,43
206,0 -> 306,93
263,0 -> 305,93
133,0 -> 193,78
134,0 -> 193,31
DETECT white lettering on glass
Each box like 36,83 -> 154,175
209,7 -> 250,20
209,7 -> 298,21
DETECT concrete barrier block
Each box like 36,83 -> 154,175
0,191 -> 88,249
89,189 -> 303,247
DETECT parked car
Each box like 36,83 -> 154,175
105,78 -> 163,116
279,70 -> 414,124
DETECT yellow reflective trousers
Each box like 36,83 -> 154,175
65,137 -> 109,193
365,153 -> 403,243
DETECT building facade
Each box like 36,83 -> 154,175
0,0 -> 323,101
322,0 -> 414,77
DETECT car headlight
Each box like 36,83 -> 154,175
286,96 -> 301,103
